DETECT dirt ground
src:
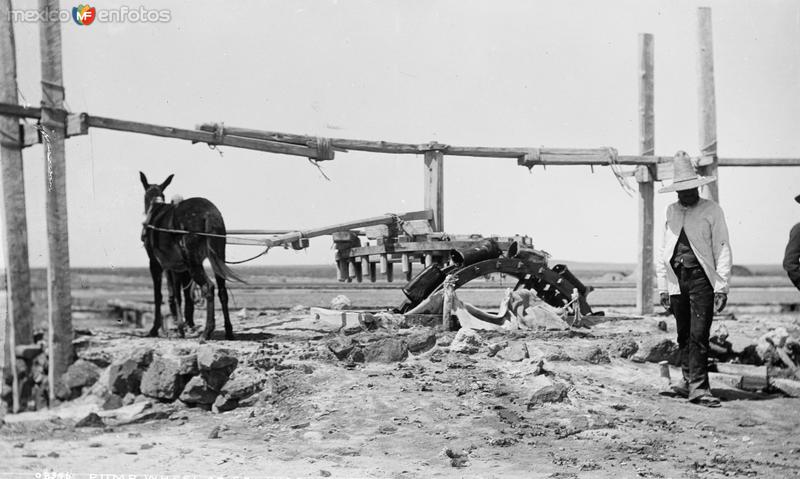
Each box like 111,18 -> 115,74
2,303 -> 800,479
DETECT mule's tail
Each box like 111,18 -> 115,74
207,238 -> 247,284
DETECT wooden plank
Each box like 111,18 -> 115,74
0,0 -> 33,347
66,113 -> 88,137
714,363 -> 767,390
196,123 -> 348,153
697,7 -> 719,202
225,229 -> 292,235
424,150 -> 444,231
20,122 -> 41,147
87,115 -> 321,158
717,157 -> 800,167
635,33 -> 655,316
336,240 -> 516,259
0,102 -> 41,120
400,219 -> 434,236
39,0 -> 74,403
264,210 -> 430,248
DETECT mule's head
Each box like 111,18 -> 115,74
139,172 -> 174,213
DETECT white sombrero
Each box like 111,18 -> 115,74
658,151 -> 717,193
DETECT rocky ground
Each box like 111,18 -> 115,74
2,304 -> 800,479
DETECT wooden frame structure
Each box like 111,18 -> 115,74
1,4 -> 799,410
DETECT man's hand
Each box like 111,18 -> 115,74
714,293 -> 727,314
660,292 -> 671,312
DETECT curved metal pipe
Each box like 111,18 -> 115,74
450,239 -> 502,266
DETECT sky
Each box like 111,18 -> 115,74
2,0 -> 799,268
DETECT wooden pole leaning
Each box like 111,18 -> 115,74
0,0 -> 34,348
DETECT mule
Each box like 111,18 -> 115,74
139,172 -> 242,340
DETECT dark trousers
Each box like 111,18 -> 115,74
669,265 -> 714,400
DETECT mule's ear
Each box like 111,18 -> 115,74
139,171 -> 149,189
160,174 -> 174,190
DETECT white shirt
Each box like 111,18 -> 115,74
656,198 -> 732,295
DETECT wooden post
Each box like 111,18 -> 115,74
39,0 -> 73,402
0,0 -> 34,347
424,150 -> 444,231
697,7 -> 719,202
1,222 -> 20,413
635,33 -> 656,315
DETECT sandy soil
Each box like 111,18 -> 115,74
3,305 -> 800,479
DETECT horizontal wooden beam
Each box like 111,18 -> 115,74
0,102 -> 41,119
86,115 -> 322,158
1,103 -> 798,166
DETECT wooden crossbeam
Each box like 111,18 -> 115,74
0,102 -> 798,167
86,115 -> 320,158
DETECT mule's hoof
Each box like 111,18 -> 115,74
147,329 -> 159,338
225,333 -> 235,341
177,328 -> 186,339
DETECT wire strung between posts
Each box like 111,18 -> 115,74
607,147 -> 635,196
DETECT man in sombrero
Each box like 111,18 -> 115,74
656,151 -> 732,408
783,194 -> 800,291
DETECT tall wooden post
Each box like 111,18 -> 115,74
0,0 -> 34,346
697,7 -> 719,202
39,0 -> 73,401
635,33 -> 655,315
424,150 -> 444,231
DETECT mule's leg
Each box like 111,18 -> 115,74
167,271 -> 178,319
181,272 -> 195,329
189,263 -> 216,340
148,259 -> 163,337
170,272 -> 186,338
216,275 -> 234,340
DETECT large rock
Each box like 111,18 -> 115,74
197,345 -> 238,371
213,367 -> 265,412
179,376 -> 219,406
406,330 -> 437,354
579,346 -> 611,364
450,328 -> 484,354
141,355 -> 196,401
612,338 -> 639,359
496,342 -> 529,362
327,337 -> 356,360
176,354 -> 199,376
108,348 -> 154,396
80,350 -> 113,368
363,338 -> 408,363
75,412 -> 105,428
59,359 -> 101,400
631,338 -> 680,365
526,376 -> 568,408
518,307 -> 569,331
197,346 -> 237,391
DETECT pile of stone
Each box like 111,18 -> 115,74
98,345 -> 267,412
327,328 -> 437,363
1,335 -> 51,411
